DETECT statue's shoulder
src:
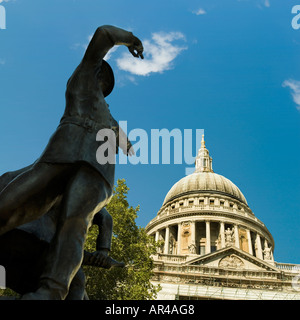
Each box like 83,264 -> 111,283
66,62 -> 92,91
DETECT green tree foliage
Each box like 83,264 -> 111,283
0,288 -> 18,298
84,179 -> 161,300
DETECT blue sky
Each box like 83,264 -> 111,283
0,0 -> 300,264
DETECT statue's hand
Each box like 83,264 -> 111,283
120,139 -> 135,156
83,250 -> 125,269
85,250 -> 107,267
127,146 -> 135,157
128,35 -> 144,59
126,140 -> 135,157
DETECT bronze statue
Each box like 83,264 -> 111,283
0,25 -> 144,299
0,165 -> 125,300
0,207 -> 123,300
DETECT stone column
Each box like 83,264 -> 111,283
205,221 -> 211,254
164,226 -> 170,254
270,247 -> 274,262
256,233 -> 263,260
177,223 -> 182,255
234,224 -> 240,249
155,231 -> 159,242
220,222 -> 225,248
246,229 -> 253,255
189,220 -> 197,254
191,220 -> 196,242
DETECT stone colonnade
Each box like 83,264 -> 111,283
154,220 -> 274,262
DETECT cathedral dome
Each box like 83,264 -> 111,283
163,171 -> 248,206
163,135 -> 247,206
145,135 -> 299,301
146,134 -> 275,266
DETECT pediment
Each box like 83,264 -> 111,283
184,246 -> 279,272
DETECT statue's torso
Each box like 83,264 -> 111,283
37,61 -> 116,188
63,62 -> 113,126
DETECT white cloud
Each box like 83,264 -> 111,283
104,46 -> 118,61
256,0 -> 270,9
71,31 -> 187,77
193,8 -> 207,15
282,79 -> 300,111
0,58 -> 5,65
116,32 -> 187,76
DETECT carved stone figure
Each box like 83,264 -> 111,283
181,221 -> 191,254
225,227 -> 234,247
188,242 -> 197,254
169,236 -> 177,255
263,246 -> 272,260
219,254 -> 244,269
160,240 -> 165,254
0,25 -> 144,300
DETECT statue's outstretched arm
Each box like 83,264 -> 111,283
82,25 -> 144,66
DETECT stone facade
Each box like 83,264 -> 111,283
146,136 -> 300,300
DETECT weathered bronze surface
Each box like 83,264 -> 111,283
0,25 -> 143,299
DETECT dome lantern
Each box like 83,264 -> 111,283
195,134 -> 213,173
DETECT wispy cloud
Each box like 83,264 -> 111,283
116,32 -> 187,76
282,79 -> 300,111
0,58 -> 5,65
193,8 -> 207,15
71,31 -> 187,81
239,0 -> 271,9
104,46 -> 119,61
256,0 -> 271,9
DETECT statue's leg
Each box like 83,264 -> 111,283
22,164 -> 112,300
0,163 -> 69,235
0,164 -> 33,192
94,207 -> 113,252
65,268 -> 86,300
86,208 -> 125,269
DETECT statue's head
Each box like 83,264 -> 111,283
98,60 -> 115,97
